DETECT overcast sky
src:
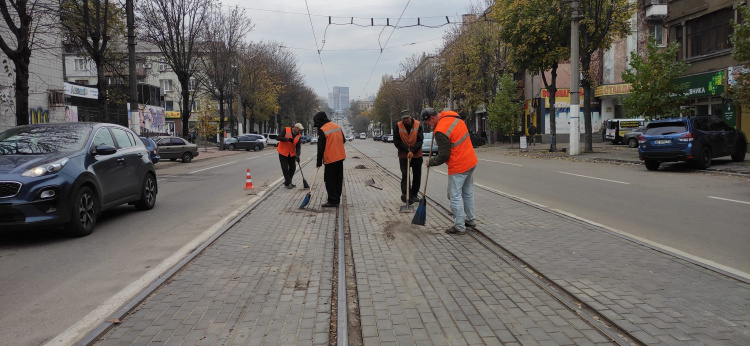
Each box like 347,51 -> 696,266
225,1 -> 477,101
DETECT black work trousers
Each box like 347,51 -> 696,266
279,154 -> 296,186
323,160 -> 344,205
399,157 -> 423,198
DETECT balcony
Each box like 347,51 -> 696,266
644,0 -> 667,20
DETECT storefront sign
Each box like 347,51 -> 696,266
594,83 -> 632,97
673,70 -> 725,97
165,111 -> 181,119
64,82 -> 98,99
723,99 -> 736,128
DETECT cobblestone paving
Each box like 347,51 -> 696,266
419,166 -> 750,346
344,152 -> 613,345
95,179 -> 336,345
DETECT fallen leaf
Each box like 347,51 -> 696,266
106,318 -> 121,324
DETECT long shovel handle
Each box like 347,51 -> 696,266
405,157 -> 411,204
422,133 -> 436,196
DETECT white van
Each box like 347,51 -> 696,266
359,132 -> 367,139
605,119 -> 644,144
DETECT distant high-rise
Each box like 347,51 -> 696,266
327,86 -> 349,112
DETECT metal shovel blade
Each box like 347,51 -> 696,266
399,204 -> 413,213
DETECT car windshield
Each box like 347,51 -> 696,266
644,122 -> 687,136
0,125 -> 92,155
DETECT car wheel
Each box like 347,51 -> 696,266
134,173 -> 157,210
694,147 -> 712,169
254,144 -> 260,151
228,144 -> 235,150
66,186 -> 97,237
731,141 -> 747,162
644,160 -> 659,171
628,138 -> 638,148
181,152 -> 193,163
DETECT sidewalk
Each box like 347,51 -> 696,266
476,140 -> 750,176
92,146 -> 750,345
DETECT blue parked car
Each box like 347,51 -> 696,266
0,123 -> 158,236
139,136 -> 160,163
638,116 -> 747,171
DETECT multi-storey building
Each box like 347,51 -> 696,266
0,4 -> 65,131
328,86 -> 349,112
666,0 -> 746,134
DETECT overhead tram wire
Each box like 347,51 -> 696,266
304,0 -> 330,94
358,0 -> 412,100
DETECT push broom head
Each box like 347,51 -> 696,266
299,192 -> 311,209
411,198 -> 426,225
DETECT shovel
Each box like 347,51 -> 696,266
399,157 -> 413,213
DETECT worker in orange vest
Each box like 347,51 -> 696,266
277,123 -> 304,188
393,110 -> 424,204
313,111 -> 346,207
422,108 -> 478,235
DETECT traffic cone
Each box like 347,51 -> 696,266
244,169 -> 257,194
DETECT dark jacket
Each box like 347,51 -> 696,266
392,121 -> 424,156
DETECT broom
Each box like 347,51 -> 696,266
299,166 -> 320,209
412,134 -> 435,225
297,158 -> 310,189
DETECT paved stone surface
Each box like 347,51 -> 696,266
417,152 -> 750,346
94,142 -> 749,345
95,173 -> 336,345
344,152 -> 612,345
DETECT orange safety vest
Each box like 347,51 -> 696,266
397,120 -> 423,158
320,122 -> 346,164
277,127 -> 301,156
433,111 -> 477,175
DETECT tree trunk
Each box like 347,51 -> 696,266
542,64 -> 559,151
180,79 -> 191,137
581,58 -> 593,152
14,59 -> 30,126
218,91 -> 225,150
96,62 -> 109,123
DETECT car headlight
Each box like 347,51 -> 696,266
22,158 -> 69,177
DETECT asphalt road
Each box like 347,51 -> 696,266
0,147 -> 302,346
353,139 -> 750,275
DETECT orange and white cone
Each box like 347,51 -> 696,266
244,169 -> 257,194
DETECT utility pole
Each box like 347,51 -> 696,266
126,0 -> 138,133
569,0 -> 581,155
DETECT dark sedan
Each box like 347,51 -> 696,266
224,134 -> 266,151
154,136 -> 199,162
0,123 -> 157,236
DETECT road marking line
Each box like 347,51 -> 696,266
708,196 -> 750,205
479,158 -> 523,167
189,161 -> 237,174
557,171 -> 630,184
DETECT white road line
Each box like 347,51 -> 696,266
708,196 -> 750,205
479,158 -> 523,167
189,161 -> 237,174
557,171 -> 630,185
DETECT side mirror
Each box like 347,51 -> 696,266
93,145 -> 117,156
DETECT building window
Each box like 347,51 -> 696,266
74,79 -> 88,85
160,79 -> 172,92
165,101 -> 174,111
649,25 -> 665,46
188,79 -> 198,91
74,59 -> 86,71
686,7 -> 733,59
191,99 -> 200,111
159,60 -> 170,72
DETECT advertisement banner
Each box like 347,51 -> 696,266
64,82 -> 99,99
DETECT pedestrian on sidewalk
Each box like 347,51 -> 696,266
528,124 -> 537,145
278,123 -> 304,188
422,108 -> 478,235
314,111 -> 346,207
394,110 -> 424,204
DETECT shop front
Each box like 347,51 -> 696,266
673,70 -> 728,122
